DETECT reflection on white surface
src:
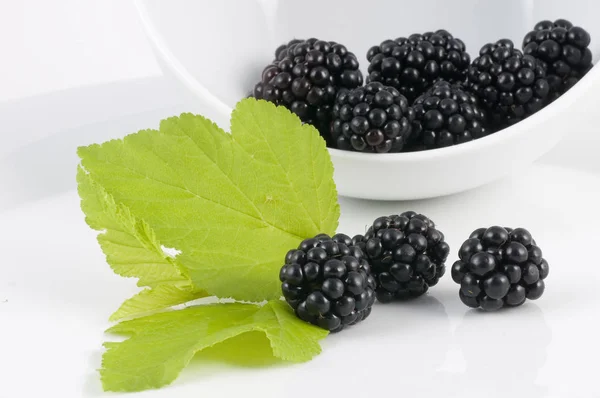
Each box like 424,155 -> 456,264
453,305 -> 551,397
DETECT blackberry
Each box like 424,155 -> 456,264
330,82 -> 414,153
280,233 -> 376,332
355,212 -> 450,303
252,38 -> 363,142
452,226 -> 549,311
523,19 -> 593,101
409,80 -> 488,150
467,39 -> 550,127
366,30 -> 470,102
274,39 -> 304,61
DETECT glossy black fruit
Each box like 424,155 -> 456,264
331,82 -> 415,152
467,39 -> 550,128
252,38 -> 363,142
409,80 -> 489,150
366,30 -> 470,102
355,212 -> 450,302
453,226 -> 549,311
523,19 -> 593,101
280,233 -> 376,331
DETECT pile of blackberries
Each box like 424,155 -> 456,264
280,214 -> 549,331
251,19 -> 592,153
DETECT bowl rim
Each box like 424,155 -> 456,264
134,0 -> 600,161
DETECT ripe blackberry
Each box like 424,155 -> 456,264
330,82 -> 415,153
409,80 -> 488,150
280,233 -> 376,332
523,19 -> 593,100
452,226 -> 549,311
355,212 -> 450,303
252,38 -> 363,142
366,30 -> 470,102
467,39 -> 550,127
274,39 -> 304,61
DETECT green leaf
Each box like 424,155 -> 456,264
101,301 -> 328,392
109,283 -> 208,322
78,99 -> 339,301
193,330 -> 282,367
77,168 -> 187,287
252,300 -> 328,362
78,168 -> 208,319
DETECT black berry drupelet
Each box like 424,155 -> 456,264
467,39 -> 550,127
452,226 -> 549,311
252,38 -> 363,142
280,233 -> 376,332
354,212 -> 450,303
273,39 -> 304,61
330,82 -> 415,153
366,30 -> 470,102
409,80 -> 488,150
523,19 -> 593,101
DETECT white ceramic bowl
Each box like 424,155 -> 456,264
135,0 -> 600,200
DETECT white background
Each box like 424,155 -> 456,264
0,0 -> 159,101
1,1 -> 600,397
0,0 -> 189,211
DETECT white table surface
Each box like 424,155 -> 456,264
1,158 -> 600,398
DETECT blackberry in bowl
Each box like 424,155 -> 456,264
366,30 -> 470,102
409,80 -> 488,150
136,0 -> 599,200
330,82 -> 414,153
523,19 -> 593,100
467,39 -> 550,127
252,38 -> 363,142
